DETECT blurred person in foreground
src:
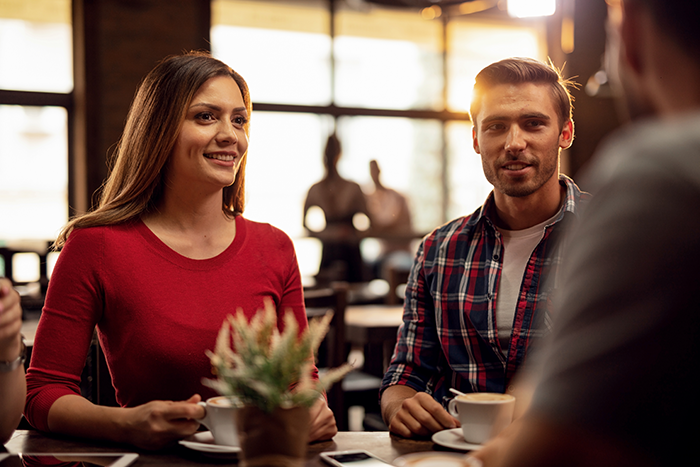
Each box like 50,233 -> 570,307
0,278 -> 25,443
380,57 -> 590,438
24,51 -> 336,450
470,1 -> 700,466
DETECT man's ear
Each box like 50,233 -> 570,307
472,125 -> 481,154
620,0 -> 643,75
559,120 -> 574,150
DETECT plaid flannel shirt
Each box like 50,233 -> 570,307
381,175 -> 590,402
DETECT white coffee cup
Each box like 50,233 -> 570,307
196,396 -> 240,446
448,393 -> 515,444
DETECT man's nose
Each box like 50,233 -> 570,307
505,126 -> 526,154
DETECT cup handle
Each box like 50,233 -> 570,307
195,401 -> 212,431
448,398 -> 458,417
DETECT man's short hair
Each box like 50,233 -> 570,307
628,0 -> 700,63
469,57 -> 575,130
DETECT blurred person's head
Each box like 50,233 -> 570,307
606,0 -> 700,119
324,133 -> 342,172
369,159 -> 381,186
470,57 -> 575,132
56,51 -> 251,248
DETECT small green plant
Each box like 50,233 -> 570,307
205,298 -> 353,413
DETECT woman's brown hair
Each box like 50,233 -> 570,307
55,51 -> 251,249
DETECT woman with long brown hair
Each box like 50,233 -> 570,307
24,51 -> 337,449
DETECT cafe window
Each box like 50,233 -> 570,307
211,0 -> 331,106
447,17 -> 545,111
211,1 -> 549,256
243,111 -> 333,278
0,0 -> 72,245
335,116 -> 444,234
0,105 -> 69,241
334,3 -> 444,110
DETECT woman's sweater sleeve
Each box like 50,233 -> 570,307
24,228 -> 105,431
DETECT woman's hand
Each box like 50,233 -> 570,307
307,397 -> 337,442
118,394 -> 206,450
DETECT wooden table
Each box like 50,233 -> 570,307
5,430 -> 444,466
345,305 -> 403,378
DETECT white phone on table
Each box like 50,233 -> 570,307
320,449 -> 392,466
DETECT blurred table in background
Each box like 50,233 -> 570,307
345,305 -> 403,378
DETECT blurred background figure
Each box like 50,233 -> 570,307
365,159 -> 414,283
304,134 -> 370,286
0,277 -> 25,444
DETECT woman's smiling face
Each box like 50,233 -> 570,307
168,75 -> 249,192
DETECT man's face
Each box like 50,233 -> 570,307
472,82 -> 573,199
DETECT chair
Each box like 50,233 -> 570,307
304,282 -> 383,431
385,264 -> 410,305
304,282 -> 349,429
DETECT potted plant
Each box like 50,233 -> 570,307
205,298 -> 352,466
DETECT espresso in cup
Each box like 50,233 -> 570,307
196,396 -> 240,446
448,392 -> 515,444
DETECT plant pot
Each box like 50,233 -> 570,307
236,405 -> 310,467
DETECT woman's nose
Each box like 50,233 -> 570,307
217,120 -> 238,145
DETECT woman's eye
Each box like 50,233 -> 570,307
196,112 -> 216,122
233,116 -> 248,127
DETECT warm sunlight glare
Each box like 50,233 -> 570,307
507,0 -> 556,18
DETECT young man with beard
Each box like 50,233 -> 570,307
380,58 -> 590,438
469,1 -> 700,466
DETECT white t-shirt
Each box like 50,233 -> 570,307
495,212 -> 559,355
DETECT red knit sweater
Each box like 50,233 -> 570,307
25,216 -> 310,431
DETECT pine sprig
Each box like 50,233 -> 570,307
204,298 -> 353,413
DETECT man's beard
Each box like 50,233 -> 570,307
482,150 -> 559,198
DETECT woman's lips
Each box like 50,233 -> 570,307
204,153 -> 236,161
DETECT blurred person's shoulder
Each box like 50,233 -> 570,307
580,111 -> 700,194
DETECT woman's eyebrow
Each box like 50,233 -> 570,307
189,102 -> 247,114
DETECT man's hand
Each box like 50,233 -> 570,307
307,397 -> 337,442
381,385 -> 458,438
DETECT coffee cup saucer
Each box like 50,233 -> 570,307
178,431 -> 241,455
432,428 -> 483,451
